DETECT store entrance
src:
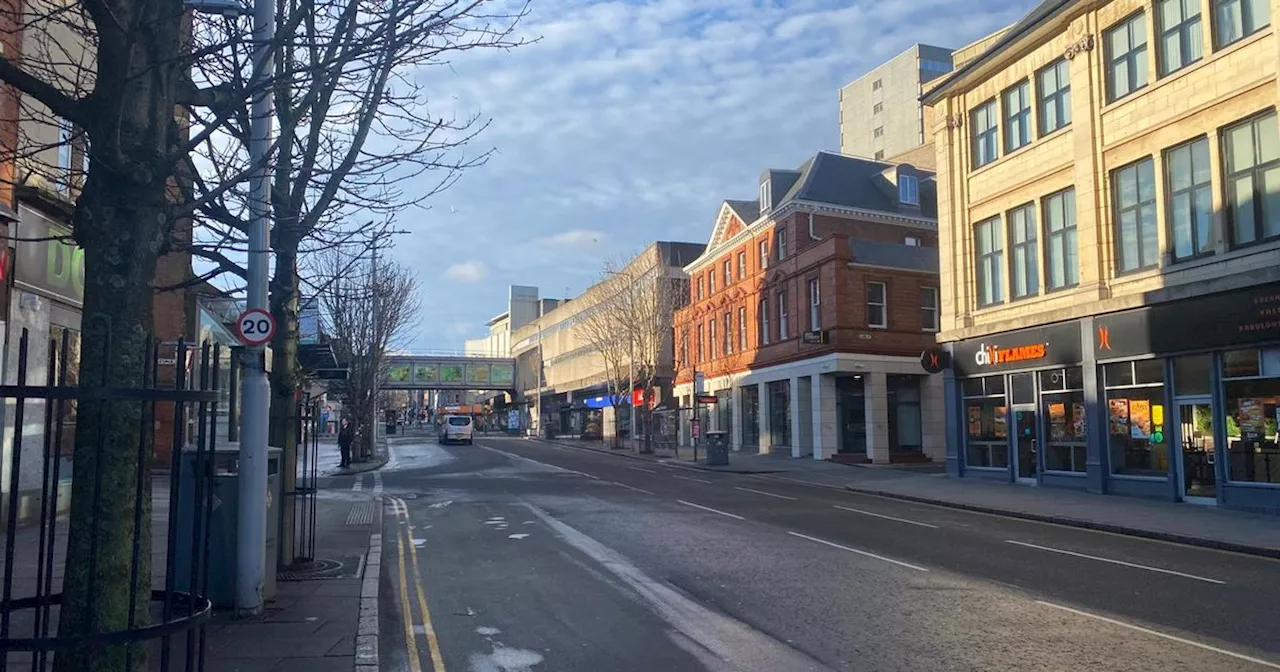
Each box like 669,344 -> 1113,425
1177,400 -> 1217,503
1013,405 -> 1038,483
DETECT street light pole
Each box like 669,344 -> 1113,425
236,0 -> 276,618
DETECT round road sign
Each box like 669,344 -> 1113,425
236,308 -> 276,346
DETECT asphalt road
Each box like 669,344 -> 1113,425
361,434 -> 1280,672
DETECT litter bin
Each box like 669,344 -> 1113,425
705,431 -> 729,466
173,447 -> 281,608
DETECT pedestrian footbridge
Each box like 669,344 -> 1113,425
381,354 -> 516,391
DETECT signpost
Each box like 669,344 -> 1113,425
236,308 -> 277,346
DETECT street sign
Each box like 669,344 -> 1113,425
236,308 -> 276,347
696,395 -> 718,405
691,419 -> 700,439
694,372 -> 705,394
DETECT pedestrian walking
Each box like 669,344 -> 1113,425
338,419 -> 353,469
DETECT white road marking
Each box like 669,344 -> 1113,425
786,531 -> 930,572
1035,601 -> 1280,669
627,466 -> 657,474
412,538 -> 426,547
833,505 -> 939,529
477,443 -> 600,480
734,486 -> 796,500
577,471 -> 601,480
612,481 -> 656,495
351,474 -> 364,491
1007,540 -> 1225,584
677,500 -> 744,520
508,533 -> 530,540
672,475 -> 712,484
372,470 -> 383,495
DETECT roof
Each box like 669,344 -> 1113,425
849,240 -> 939,273
656,241 -> 707,266
922,0 -> 1074,103
772,151 -> 937,219
724,200 -> 760,226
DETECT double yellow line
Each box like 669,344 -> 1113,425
390,496 -> 447,672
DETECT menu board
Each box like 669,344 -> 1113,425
1108,399 -> 1130,436
1239,398 -> 1266,440
1072,403 -> 1087,438
1048,402 -> 1067,440
1129,399 -> 1152,440
993,406 -> 1007,439
967,405 -> 983,438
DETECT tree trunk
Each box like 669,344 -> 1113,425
56,184 -> 167,672
268,253 -> 299,567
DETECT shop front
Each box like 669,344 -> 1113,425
946,280 -> 1280,511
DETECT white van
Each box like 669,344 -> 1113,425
439,415 -> 474,445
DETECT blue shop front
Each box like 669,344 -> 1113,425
943,281 -> 1280,511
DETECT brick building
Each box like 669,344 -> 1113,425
671,151 -> 945,463
925,0 -> 1280,509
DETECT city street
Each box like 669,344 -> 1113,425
346,436 -> 1280,672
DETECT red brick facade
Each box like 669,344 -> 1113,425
673,208 -> 938,385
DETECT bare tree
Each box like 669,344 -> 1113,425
573,264 -> 632,448
316,248 -> 419,459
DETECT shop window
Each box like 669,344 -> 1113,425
740,386 -> 760,448
716,390 -> 731,432
768,380 -> 791,448
1222,348 -> 1280,484
1010,372 -> 1036,404
963,375 -> 1008,469
888,376 -> 922,452
1105,359 -> 1170,477
1040,367 -> 1087,472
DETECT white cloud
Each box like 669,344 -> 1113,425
444,261 -> 488,283
381,0 -> 1033,350
536,229 -> 605,248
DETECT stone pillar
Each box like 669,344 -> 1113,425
864,371 -> 890,464
920,373 -> 946,462
758,382 -> 773,455
1081,316 -> 1107,494
730,386 -> 742,451
942,365 -> 963,477
789,376 -> 804,458
812,373 -> 838,460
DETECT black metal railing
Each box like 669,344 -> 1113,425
285,401 -> 320,565
0,323 -> 220,672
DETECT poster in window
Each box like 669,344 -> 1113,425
993,406 -> 1008,439
967,405 -> 982,437
1239,398 -> 1266,440
1072,403 -> 1087,438
1108,399 -> 1129,436
1048,402 -> 1067,440
1129,399 -> 1151,439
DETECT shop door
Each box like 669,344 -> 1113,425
1012,406 -> 1038,482
1177,401 -> 1216,502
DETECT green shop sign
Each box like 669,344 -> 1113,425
17,206 -> 84,306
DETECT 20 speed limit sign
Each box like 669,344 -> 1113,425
236,308 -> 276,346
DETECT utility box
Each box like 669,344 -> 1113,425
173,446 -> 282,608
704,431 -> 729,466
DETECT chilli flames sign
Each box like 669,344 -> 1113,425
973,342 -> 1048,367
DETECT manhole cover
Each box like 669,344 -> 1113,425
277,555 -> 363,581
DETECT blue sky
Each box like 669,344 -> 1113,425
388,0 -> 1033,351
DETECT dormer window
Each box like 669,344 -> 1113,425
760,179 -> 772,213
899,174 -> 919,205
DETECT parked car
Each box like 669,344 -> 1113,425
439,415 -> 474,445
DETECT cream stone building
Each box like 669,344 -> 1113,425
925,0 -> 1280,510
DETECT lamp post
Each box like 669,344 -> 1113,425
185,0 -> 275,617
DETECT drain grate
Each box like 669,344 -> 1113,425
347,501 -> 377,525
277,555 -> 363,581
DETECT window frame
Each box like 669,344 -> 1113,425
709,318 -> 717,359
1164,135 -> 1215,261
867,281 -> 887,329
873,126 -> 884,138
1105,11 -> 1150,103
777,290 -> 789,340
971,99 -> 999,168
760,180 -> 772,212
1036,59 -> 1072,137
1007,203 -> 1039,300
920,286 -> 939,332
1221,110 -> 1280,248
975,216 -> 1005,307
738,306 -> 747,351
899,175 -> 920,205
872,102 -> 883,114
1002,80 -> 1032,153
758,240 -> 769,270
1156,0 -> 1203,77
1043,188 -> 1080,291
722,259 -> 732,287
708,269 -> 716,295
696,275 -> 704,301
758,298 -> 770,346
737,251 -> 746,279
697,323 -> 704,362
1213,0 -> 1271,49
808,278 -> 821,332
1111,157 -> 1161,274
723,312 -> 732,355
776,228 -> 788,260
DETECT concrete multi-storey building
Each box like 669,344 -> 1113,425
511,242 -> 703,440
671,151 -> 945,463
839,44 -> 955,162
925,0 -> 1280,510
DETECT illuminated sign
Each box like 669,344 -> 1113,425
973,342 -> 1048,367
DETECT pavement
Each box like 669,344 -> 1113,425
539,437 -> 1280,558
371,435 -> 1280,671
